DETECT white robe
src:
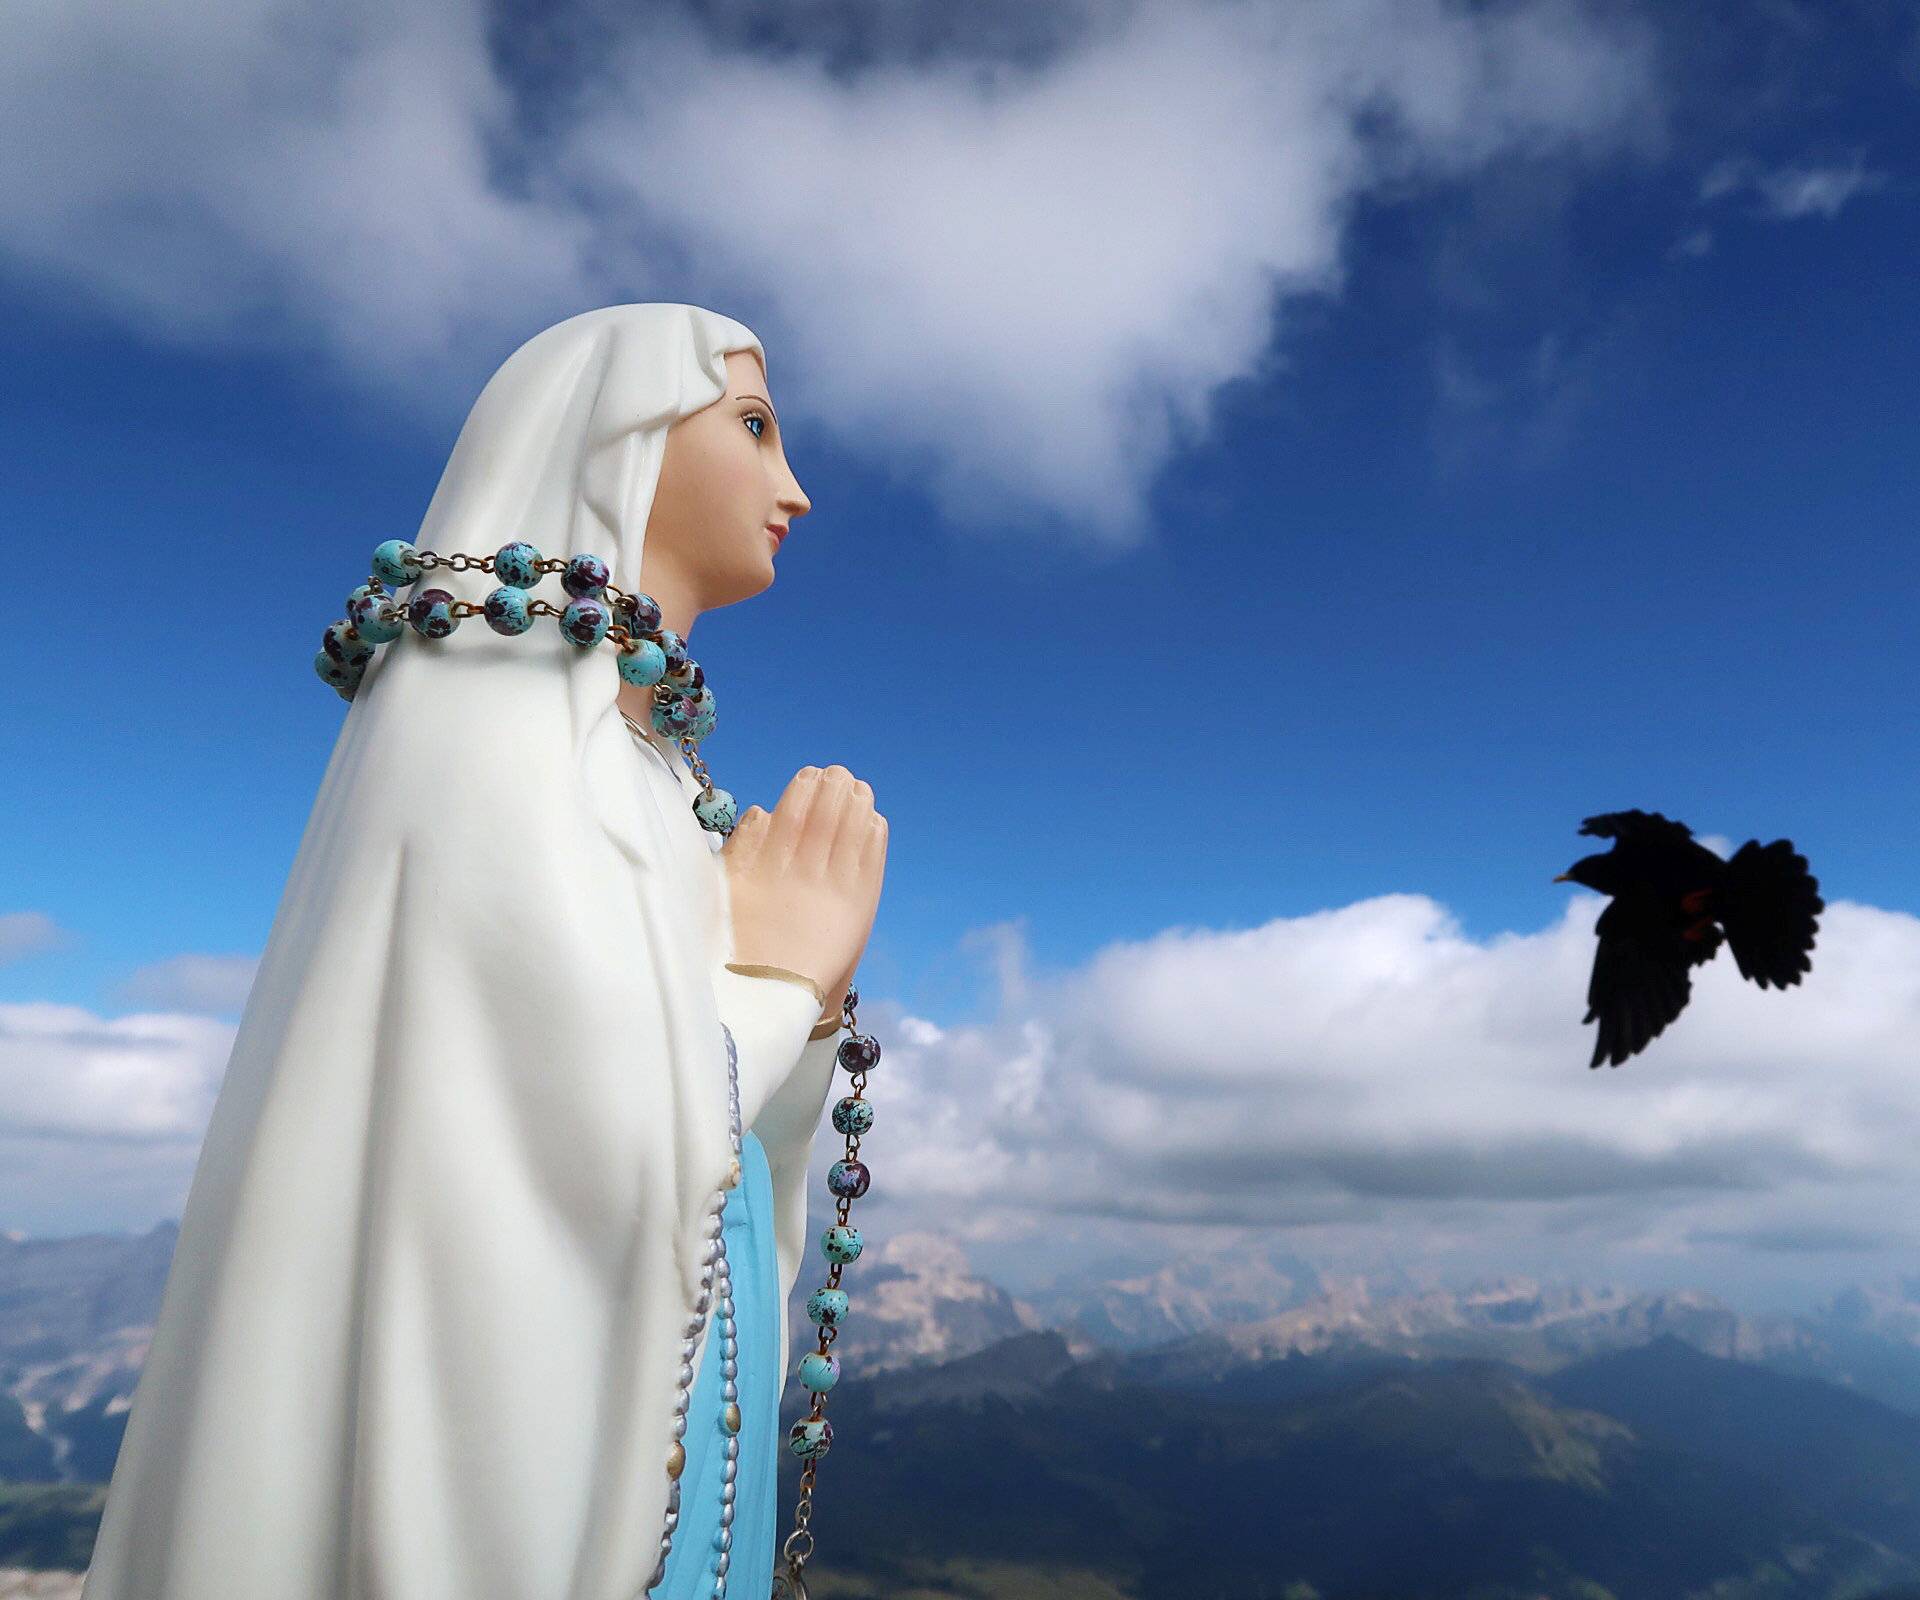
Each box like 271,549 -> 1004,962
78,304 -> 846,1600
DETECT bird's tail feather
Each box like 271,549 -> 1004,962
1718,839 -> 1823,989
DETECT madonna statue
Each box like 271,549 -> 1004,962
80,304 -> 889,1600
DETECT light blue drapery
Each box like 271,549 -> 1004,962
654,1127 -> 783,1598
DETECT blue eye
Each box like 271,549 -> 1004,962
743,412 -> 767,439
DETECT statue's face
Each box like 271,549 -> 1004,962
647,348 -> 810,608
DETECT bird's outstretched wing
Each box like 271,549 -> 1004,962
1583,894 -> 1695,1068
1578,810 -> 1696,848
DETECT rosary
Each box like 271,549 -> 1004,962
318,537 -> 881,1600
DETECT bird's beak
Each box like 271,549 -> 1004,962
1552,873 -> 1571,883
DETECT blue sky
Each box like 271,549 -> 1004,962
2,0 -> 1916,1313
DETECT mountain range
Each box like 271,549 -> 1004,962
6,1222 -> 1920,1597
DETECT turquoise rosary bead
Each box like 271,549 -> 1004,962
483,587 -> 534,635
786,1417 -> 832,1460
559,595 -> 611,647
652,695 -> 696,738
406,588 -> 458,638
346,584 -> 403,644
805,1287 -> 848,1327
618,638 -> 668,687
619,592 -> 664,634
562,553 -> 609,598
692,787 -> 737,833
314,650 -> 357,691
322,620 -> 374,667
821,1224 -> 863,1264
492,540 -> 542,589
830,1096 -> 873,1136
798,1352 -> 839,1393
371,539 -> 421,586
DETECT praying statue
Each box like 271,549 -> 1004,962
79,303 -> 889,1600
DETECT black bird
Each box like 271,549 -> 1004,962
1555,810 -> 1823,1068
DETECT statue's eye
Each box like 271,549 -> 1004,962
743,412 -> 767,440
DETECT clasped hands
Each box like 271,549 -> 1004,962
721,766 -> 888,1025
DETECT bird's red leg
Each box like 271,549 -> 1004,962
1679,887 -> 1713,914
1680,917 -> 1716,942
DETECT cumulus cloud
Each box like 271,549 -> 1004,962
111,953 -> 261,1016
835,893 -> 1920,1290
0,0 -> 1657,533
8,889 -> 1914,1304
0,912 -> 68,965
1700,151 -> 1888,221
0,1002 -> 239,1233
0,1002 -> 234,1143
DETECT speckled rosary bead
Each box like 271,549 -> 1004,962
826,1160 -> 869,1200
821,1225 -> 863,1264
619,637 -> 668,686
656,627 -> 690,675
559,595 -> 611,647
619,591 -> 664,634
652,693 -> 697,738
837,1033 -> 881,1075
831,1096 -> 873,1136
562,553 -> 609,598
483,587 -> 535,635
370,539 -> 422,586
346,584 -> 403,643
787,1417 -> 832,1461
805,1287 -> 849,1327
407,588 -> 458,638
492,540 -> 542,589
322,621 -> 374,668
692,787 -> 738,833
314,652 -> 357,692
798,1351 -> 839,1393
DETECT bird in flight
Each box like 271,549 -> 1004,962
1555,810 -> 1823,1068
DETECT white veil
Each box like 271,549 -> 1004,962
81,304 -> 837,1599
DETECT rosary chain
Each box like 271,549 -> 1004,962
777,987 -> 865,1591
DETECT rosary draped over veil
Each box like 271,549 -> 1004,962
80,304 -> 842,1600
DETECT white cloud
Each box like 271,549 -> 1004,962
7,888 -> 1914,1306
0,912 -> 68,965
1700,152 -> 1888,221
111,953 -> 261,1016
0,0 -> 1656,534
0,1001 -> 238,1234
0,1002 -> 234,1142
842,892 -> 1920,1294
